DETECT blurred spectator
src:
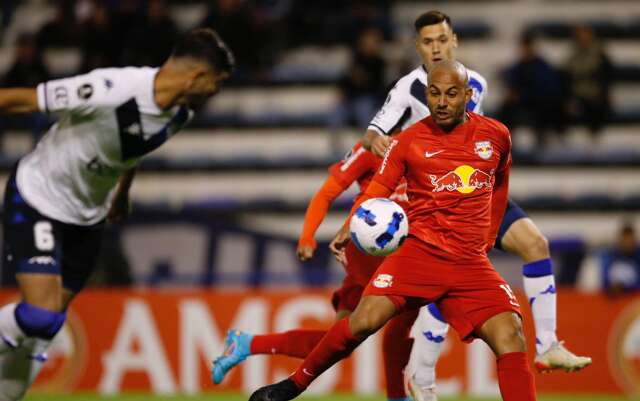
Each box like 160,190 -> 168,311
3,33 -> 49,87
122,0 -> 178,66
0,33 -> 51,151
328,27 -> 386,150
80,1 -> 120,72
498,33 -> 566,147
601,223 -> 640,295
36,0 -> 81,49
200,0 -> 260,79
564,25 -> 613,140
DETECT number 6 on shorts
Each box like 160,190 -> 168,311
34,221 -> 55,251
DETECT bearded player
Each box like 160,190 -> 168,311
360,11 -> 590,401
0,29 -> 233,400
250,60 -> 538,401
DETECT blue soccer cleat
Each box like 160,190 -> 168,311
211,329 -> 253,384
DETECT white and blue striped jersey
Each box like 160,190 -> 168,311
367,65 -> 487,135
17,67 -> 193,225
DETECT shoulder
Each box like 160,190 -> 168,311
473,113 -> 510,139
467,68 -> 488,94
393,66 -> 425,91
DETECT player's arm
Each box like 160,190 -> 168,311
37,70 -> 130,115
0,88 -> 39,114
330,137 -> 408,259
363,81 -> 409,157
107,168 -> 136,224
297,176 -> 349,261
486,130 -> 512,249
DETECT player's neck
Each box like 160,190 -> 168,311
439,113 -> 468,133
153,67 -> 184,110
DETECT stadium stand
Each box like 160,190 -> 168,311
1,0 -> 639,287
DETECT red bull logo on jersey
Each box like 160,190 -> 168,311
429,165 -> 494,194
475,141 -> 493,160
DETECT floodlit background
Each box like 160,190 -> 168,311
1,0 -> 639,399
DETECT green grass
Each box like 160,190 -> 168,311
23,394 -> 627,401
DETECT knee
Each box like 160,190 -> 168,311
493,317 -> 527,355
14,302 -> 66,340
517,231 -> 550,262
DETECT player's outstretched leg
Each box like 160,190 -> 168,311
405,304 -> 449,401
212,329 -> 326,384
249,295 -> 398,401
500,217 -> 592,373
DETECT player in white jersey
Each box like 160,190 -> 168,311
0,28 -> 234,400
356,11 -> 591,401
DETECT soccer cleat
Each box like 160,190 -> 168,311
406,375 -> 438,401
534,341 -> 592,373
248,378 -> 302,401
211,329 -> 252,384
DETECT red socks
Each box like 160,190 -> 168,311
291,317 -> 363,390
497,352 -> 537,401
250,329 -> 327,358
383,310 -> 417,399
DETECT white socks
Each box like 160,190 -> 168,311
523,259 -> 558,354
0,303 -> 25,352
407,304 -> 449,389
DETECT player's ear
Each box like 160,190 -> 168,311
452,33 -> 458,49
464,86 -> 473,103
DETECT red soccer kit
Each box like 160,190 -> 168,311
361,112 -> 521,341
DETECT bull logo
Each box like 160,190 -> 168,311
429,165 -> 494,194
475,141 -> 493,160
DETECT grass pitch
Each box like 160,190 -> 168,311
23,393 -> 627,401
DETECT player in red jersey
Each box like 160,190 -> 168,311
212,142 -> 416,401
249,61 -> 537,401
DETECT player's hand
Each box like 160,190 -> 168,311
297,244 -> 315,261
371,135 -> 391,158
107,194 -> 131,224
330,225 -> 350,264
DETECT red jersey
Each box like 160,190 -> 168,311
329,142 -> 408,208
373,112 -> 511,261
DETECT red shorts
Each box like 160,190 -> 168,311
332,242 -> 385,312
363,236 -> 522,342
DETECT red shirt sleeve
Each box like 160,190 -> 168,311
486,125 -> 512,249
298,175 -> 347,249
371,132 -> 410,191
329,143 -> 378,188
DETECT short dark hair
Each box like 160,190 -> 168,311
414,11 -> 453,33
172,28 -> 235,74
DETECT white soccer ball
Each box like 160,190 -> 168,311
349,198 -> 409,256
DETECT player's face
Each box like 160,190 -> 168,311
426,69 -> 472,130
415,22 -> 458,71
184,66 -> 230,109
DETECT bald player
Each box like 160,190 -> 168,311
248,60 -> 537,401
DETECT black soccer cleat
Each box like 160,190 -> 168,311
248,378 -> 302,401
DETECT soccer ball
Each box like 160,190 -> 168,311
349,198 -> 409,256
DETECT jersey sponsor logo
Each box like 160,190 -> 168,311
425,150 -> 444,158
373,273 -> 393,288
379,139 -> 398,174
429,165 -> 494,194
77,83 -> 94,100
475,141 -> 493,160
